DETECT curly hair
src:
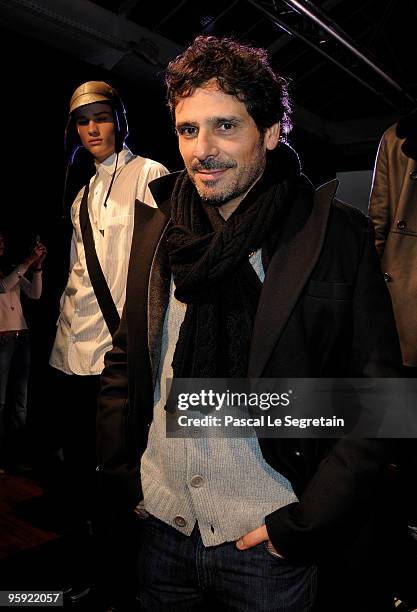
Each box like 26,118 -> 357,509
165,35 -> 292,137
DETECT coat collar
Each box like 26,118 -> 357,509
148,171 -> 182,217
124,201 -> 170,405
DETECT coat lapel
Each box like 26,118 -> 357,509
126,201 -> 170,384
147,224 -> 171,386
248,180 -> 338,377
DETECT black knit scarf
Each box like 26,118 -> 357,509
166,145 -> 301,379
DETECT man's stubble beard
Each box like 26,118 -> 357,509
190,139 -> 266,207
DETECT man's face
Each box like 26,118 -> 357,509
175,80 -> 279,209
74,102 -> 116,163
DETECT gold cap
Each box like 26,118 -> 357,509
69,81 -> 117,114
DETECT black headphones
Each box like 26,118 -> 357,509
64,82 -> 129,164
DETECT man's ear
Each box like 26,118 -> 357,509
264,122 -> 281,151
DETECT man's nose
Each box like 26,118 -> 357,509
193,130 -> 218,161
88,120 -> 99,136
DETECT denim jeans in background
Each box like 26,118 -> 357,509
0,331 -> 30,462
137,514 -> 317,611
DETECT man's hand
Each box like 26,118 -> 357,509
236,524 -> 285,558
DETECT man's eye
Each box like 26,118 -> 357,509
219,122 -> 235,131
76,119 -> 88,126
177,126 -> 197,138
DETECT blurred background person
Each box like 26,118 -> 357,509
369,111 -> 417,611
369,110 -> 417,373
0,231 -> 46,472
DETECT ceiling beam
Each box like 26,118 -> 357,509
267,0 -> 343,56
0,0 -> 183,75
200,0 -> 240,34
247,0 -> 413,110
280,0 -> 415,103
152,0 -> 189,32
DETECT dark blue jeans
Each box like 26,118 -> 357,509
137,514 -> 317,611
0,331 -> 30,462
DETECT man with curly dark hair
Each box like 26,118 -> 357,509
97,36 -> 403,611
166,36 -> 292,137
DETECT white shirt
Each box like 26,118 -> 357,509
0,266 -> 42,331
49,145 -> 168,375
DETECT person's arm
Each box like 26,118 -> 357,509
0,243 -> 46,295
97,308 -> 129,465
96,307 -> 141,511
369,132 -> 390,258
0,265 -> 29,293
20,272 -> 42,300
20,243 -> 47,299
54,194 -> 83,313
262,219 -> 402,562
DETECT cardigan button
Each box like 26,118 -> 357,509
174,515 -> 187,528
409,170 -> 417,180
190,475 -> 204,488
397,219 -> 407,230
383,272 -> 392,282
